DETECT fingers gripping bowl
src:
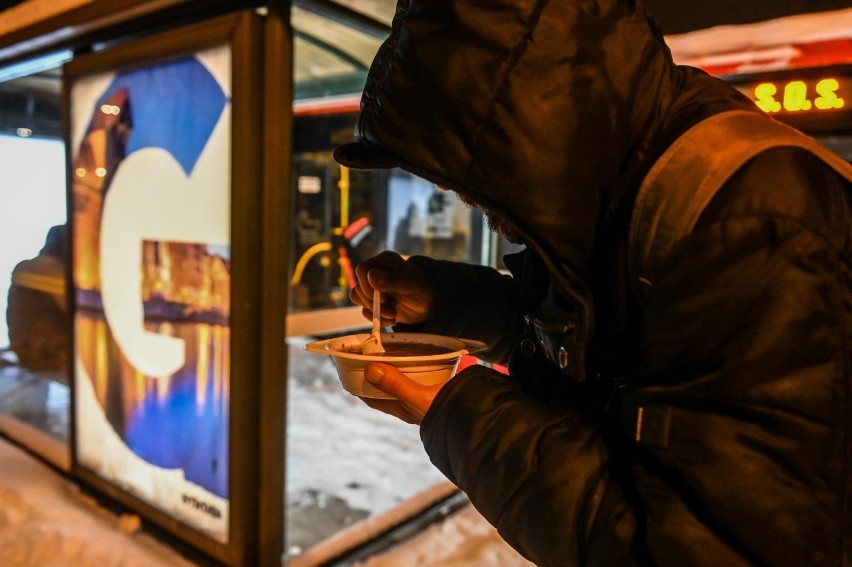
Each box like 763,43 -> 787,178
304,333 -> 487,399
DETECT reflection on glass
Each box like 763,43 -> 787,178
0,62 -> 69,452
288,106 -> 485,314
286,8 -> 492,563
386,173 -> 479,260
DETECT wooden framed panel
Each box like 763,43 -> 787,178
63,11 -> 268,565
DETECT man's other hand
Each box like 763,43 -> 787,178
358,362 -> 444,425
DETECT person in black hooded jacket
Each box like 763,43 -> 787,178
336,0 -> 852,565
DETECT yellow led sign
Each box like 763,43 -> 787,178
739,77 -> 846,114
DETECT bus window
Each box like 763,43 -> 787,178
289,104 -> 487,319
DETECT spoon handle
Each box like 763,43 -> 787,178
372,289 -> 381,337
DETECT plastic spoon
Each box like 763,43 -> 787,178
361,289 -> 385,354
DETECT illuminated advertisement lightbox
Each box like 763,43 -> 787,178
69,43 -> 233,543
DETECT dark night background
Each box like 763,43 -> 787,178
1,0 -> 852,33
644,0 -> 852,33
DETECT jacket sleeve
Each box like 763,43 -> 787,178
402,256 -> 641,565
420,367 -> 640,567
395,256 -> 526,364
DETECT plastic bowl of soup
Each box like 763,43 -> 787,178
304,332 -> 486,399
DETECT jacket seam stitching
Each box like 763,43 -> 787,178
461,0 -> 551,185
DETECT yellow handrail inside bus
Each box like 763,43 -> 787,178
291,242 -> 332,286
338,165 -> 349,228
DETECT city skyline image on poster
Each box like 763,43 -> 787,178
71,45 -> 232,542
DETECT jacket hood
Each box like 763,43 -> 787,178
335,0 -> 685,285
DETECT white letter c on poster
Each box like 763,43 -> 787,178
99,108 -> 231,378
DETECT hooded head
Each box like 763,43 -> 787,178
335,0 -> 683,282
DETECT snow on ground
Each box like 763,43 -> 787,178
286,336 -> 533,566
286,336 -> 447,514
0,337 -> 531,567
285,336 -> 449,559
359,504 -> 534,567
0,437 -> 193,567
0,428 -> 532,567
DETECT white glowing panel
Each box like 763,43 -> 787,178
71,45 -> 232,543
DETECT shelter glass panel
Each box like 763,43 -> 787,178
0,54 -> 70,468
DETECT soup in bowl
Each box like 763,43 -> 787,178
304,332 -> 486,399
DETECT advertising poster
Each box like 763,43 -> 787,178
70,45 -> 232,542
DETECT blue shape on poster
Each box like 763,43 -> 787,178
98,57 -> 228,175
126,363 -> 229,498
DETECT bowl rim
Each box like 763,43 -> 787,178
304,332 -> 486,362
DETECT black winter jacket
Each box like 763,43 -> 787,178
333,0 -> 852,564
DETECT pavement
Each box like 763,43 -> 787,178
0,348 -> 533,566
